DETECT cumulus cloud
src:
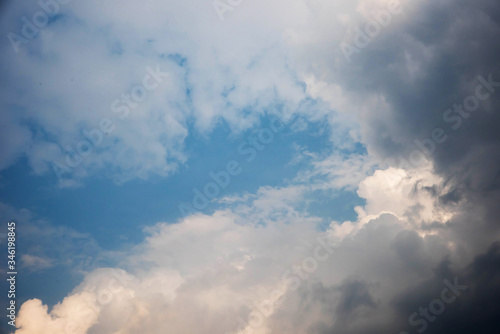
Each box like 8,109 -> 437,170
14,165 -> 500,333
0,0 -> 324,186
288,0 -> 500,213
3,0 -> 500,333
16,293 -> 100,334
0,0 -> 499,195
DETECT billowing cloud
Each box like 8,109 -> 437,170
14,164 -> 500,333
2,0 -> 500,333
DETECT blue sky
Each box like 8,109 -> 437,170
1,113 -> 363,242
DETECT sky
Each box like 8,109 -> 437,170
0,0 -> 500,333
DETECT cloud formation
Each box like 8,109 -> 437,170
2,0 -> 499,333
13,165 -> 500,333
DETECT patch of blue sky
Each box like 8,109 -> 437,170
305,189 -> 366,230
0,112 -> 362,247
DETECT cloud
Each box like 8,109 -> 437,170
1,0 -> 499,197
3,0 -> 500,333
15,293 -> 100,334
0,202 -> 109,273
288,0 -> 500,218
14,164 -> 500,333
0,0 -> 324,186
20,254 -> 55,272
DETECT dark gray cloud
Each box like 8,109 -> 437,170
394,242 -> 500,334
324,0 -> 500,207
309,242 -> 500,334
335,279 -> 377,317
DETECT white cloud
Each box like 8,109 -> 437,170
20,254 -> 55,272
2,0 -> 414,186
14,165 -> 486,334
